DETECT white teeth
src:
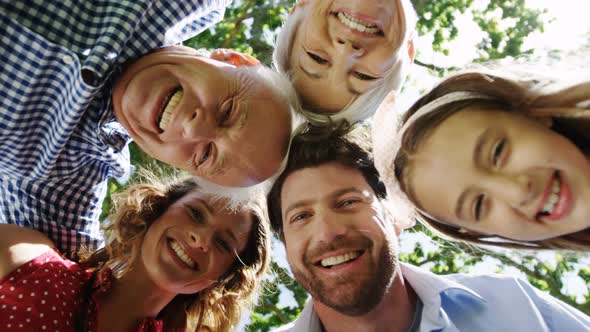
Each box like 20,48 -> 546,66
158,89 -> 183,130
337,12 -> 380,35
320,251 -> 360,268
541,177 -> 561,215
170,240 -> 195,269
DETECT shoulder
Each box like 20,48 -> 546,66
0,224 -> 55,279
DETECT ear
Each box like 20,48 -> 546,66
209,49 -> 260,67
291,0 -> 309,14
407,38 -> 415,65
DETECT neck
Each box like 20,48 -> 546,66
95,265 -> 175,331
314,266 -> 417,332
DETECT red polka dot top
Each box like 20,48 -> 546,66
0,249 -> 163,332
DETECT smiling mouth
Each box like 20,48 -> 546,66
334,12 -> 384,36
317,250 -> 363,269
168,239 -> 198,270
157,87 -> 183,131
535,171 -> 572,221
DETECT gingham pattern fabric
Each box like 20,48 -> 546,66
0,0 -> 230,256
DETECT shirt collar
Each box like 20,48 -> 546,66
401,263 -> 487,331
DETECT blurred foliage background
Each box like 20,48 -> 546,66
100,1 -> 590,330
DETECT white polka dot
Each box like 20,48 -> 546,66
17,269 -> 21,273
13,306 -> 17,310
30,292 -> 35,297
53,320 -> 58,324
1,304 -> 5,308
0,285 -> 2,289
18,294 -> 23,299
40,313 -> 44,318
18,324 -> 22,328
7,324 -> 11,328
1,295 -> 5,299
41,299 -> 46,304
52,306 -> 56,311
28,263 -> 32,267
44,269 -> 48,272
9,286 -> 14,291
22,280 -> 27,284
47,279 -> 51,283
26,318 -> 30,323
62,302 -> 66,306
66,321 -> 70,325
44,291 -> 48,296
35,280 -> 39,284
26,307 -> 31,312
56,294 -> 59,298
42,325 -> 46,330
9,277 -> 14,281
9,315 -> 13,319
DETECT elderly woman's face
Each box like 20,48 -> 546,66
290,0 -> 410,112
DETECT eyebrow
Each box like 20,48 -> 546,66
454,191 -> 468,221
473,128 -> 491,166
283,187 -> 364,219
454,129 -> 490,221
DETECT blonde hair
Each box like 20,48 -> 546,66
273,0 -> 417,124
387,70 -> 590,251
79,171 -> 271,331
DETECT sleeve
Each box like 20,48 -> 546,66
515,277 -> 590,331
163,0 -> 232,45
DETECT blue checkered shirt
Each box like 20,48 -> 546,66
0,0 -> 230,256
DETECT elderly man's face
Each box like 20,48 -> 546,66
279,162 -> 399,316
113,46 -> 292,187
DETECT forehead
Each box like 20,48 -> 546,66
408,110 -> 492,220
280,163 -> 372,205
180,190 -> 253,234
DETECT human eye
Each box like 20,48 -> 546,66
215,237 -> 231,252
338,197 -> 361,208
472,194 -> 485,221
491,138 -> 507,167
353,71 -> 378,81
289,211 -> 311,224
184,204 -> 205,223
197,143 -> 213,167
219,98 -> 234,126
306,51 -> 328,65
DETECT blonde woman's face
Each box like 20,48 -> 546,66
409,109 -> 590,242
290,0 -> 412,112
140,189 -> 253,295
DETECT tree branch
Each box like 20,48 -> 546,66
414,59 -> 457,74
222,0 -> 257,48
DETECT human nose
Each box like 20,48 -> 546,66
187,228 -> 211,253
182,109 -> 216,140
483,172 -> 536,210
315,208 -> 349,243
334,37 -> 365,57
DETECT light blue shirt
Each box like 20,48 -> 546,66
274,263 -> 590,332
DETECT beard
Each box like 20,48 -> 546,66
291,234 -> 398,316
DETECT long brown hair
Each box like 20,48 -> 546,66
79,171 -> 271,331
393,70 -> 590,251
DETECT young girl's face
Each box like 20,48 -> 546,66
140,189 -> 254,294
407,108 -> 590,241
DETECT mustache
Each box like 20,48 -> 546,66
305,235 -> 372,265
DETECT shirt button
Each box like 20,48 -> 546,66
62,55 -> 75,65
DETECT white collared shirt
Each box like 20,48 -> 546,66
273,263 -> 590,332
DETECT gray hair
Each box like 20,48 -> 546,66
272,0 -> 417,124
194,64 -> 307,208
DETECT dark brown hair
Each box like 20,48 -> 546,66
267,122 -> 387,238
